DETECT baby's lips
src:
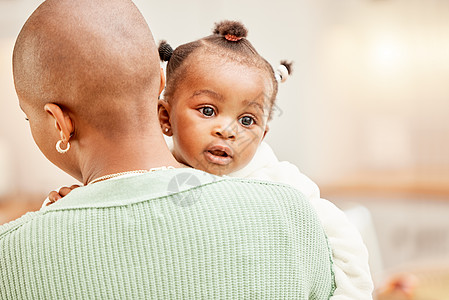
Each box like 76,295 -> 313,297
206,144 -> 233,157
204,150 -> 232,165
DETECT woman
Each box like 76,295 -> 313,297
0,0 -> 336,298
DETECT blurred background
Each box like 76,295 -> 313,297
1,0 -> 448,298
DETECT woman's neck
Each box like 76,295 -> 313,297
77,130 -> 183,185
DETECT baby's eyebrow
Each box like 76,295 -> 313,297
242,100 -> 264,113
192,90 -> 223,101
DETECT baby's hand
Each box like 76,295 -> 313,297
46,184 -> 81,206
376,272 -> 419,300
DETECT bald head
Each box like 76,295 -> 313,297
13,0 -> 161,133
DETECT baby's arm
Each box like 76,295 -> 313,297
252,166 -> 374,298
248,165 -> 374,298
229,142 -> 374,298
311,197 -> 374,299
41,185 -> 81,207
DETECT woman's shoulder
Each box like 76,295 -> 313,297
0,210 -> 43,240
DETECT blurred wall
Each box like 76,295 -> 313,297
0,0 -> 448,195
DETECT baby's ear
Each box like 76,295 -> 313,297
158,99 -> 172,136
262,124 -> 269,140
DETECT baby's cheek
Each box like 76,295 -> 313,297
172,137 -> 196,166
241,132 -> 263,157
232,144 -> 256,169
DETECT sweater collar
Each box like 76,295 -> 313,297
42,168 -> 222,210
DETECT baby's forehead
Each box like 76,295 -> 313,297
193,47 -> 266,72
186,51 -> 274,89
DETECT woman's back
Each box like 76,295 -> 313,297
0,169 -> 335,299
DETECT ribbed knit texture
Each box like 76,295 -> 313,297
1,169 -> 335,299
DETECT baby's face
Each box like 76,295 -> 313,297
165,56 -> 272,175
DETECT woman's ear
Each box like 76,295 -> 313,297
159,67 -> 166,97
44,103 -> 74,142
158,99 -> 172,136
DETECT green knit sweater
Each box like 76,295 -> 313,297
0,168 -> 335,299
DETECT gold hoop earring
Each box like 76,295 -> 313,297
56,140 -> 70,154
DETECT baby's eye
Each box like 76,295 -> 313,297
199,106 -> 215,117
25,117 -> 29,121
239,116 -> 255,127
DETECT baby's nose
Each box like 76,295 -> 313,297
214,122 -> 236,140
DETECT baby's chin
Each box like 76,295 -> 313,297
189,160 -> 239,176
195,159 -> 253,176
175,152 -> 247,176
171,157 -> 231,176
201,167 -> 231,176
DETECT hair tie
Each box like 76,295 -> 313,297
225,34 -> 243,42
276,64 -> 289,83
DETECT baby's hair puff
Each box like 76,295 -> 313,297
280,60 -> 293,75
158,40 -> 173,62
277,60 -> 293,83
158,20 -> 292,119
213,20 -> 248,41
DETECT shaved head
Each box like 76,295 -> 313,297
13,0 -> 161,134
